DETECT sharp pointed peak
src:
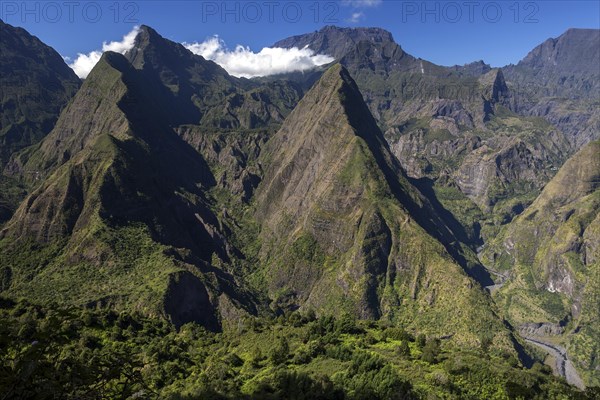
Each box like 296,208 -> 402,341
305,64 -> 370,116
132,24 -> 167,47
312,64 -> 360,95
290,63 -> 384,149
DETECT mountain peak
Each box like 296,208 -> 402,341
313,63 -> 361,100
98,50 -> 132,72
254,63 -> 508,342
479,68 -> 510,101
517,27 -> 599,75
256,63 -> 385,222
294,63 -> 382,143
127,23 -> 184,63
133,24 -> 163,47
318,25 -> 395,42
273,25 -> 397,59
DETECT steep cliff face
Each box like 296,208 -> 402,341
273,25 -> 396,60
483,141 -> 600,384
387,70 -> 569,232
0,20 -> 81,224
0,20 -> 80,167
254,64 -> 514,349
504,28 -> 600,148
514,28 -> 600,80
6,52 -> 132,180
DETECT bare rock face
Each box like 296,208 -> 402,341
273,25 -> 396,60
515,28 -> 600,80
504,28 -> 600,148
526,100 -> 600,150
518,322 -> 565,337
455,134 -> 568,210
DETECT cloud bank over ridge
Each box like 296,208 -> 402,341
66,27 -> 333,79
184,36 -> 333,78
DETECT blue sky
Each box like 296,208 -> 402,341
2,0 -> 599,71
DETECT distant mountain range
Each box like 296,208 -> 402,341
0,20 -> 598,395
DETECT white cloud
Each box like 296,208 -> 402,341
68,26 -> 140,79
67,28 -> 333,79
347,12 -> 365,23
341,0 -> 382,8
184,36 -> 334,78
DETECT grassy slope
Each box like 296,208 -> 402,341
252,65 -> 516,352
483,141 -> 600,385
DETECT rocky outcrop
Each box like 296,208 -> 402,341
518,322 -> 564,337
455,131 -> 568,210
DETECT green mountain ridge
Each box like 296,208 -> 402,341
0,19 -> 80,224
0,50 -> 257,330
273,26 -> 575,243
253,64 -> 514,350
483,140 -> 600,385
0,19 -> 80,167
0,21 -> 599,396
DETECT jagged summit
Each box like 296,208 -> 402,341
478,68 -> 511,106
450,60 -> 492,77
120,24 -> 241,125
125,24 -> 229,74
503,27 -> 600,147
128,24 -> 187,58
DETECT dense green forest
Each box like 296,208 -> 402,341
1,297 -> 598,399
